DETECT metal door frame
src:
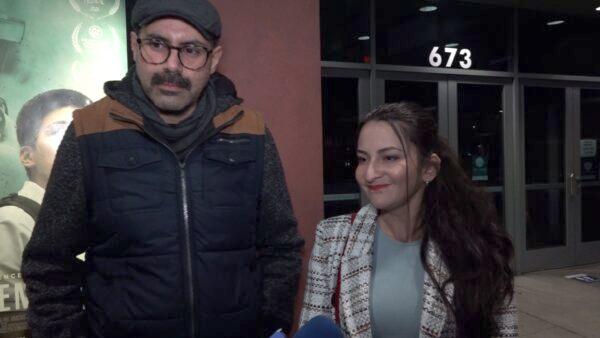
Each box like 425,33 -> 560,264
572,87 -> 600,265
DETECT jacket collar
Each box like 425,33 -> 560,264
106,99 -> 244,134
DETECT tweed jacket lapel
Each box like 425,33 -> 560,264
419,243 -> 454,338
338,204 -> 454,338
338,205 -> 377,337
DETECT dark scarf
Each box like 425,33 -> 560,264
104,69 -> 242,161
131,74 -> 217,160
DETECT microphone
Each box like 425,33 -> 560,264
293,315 -> 344,338
268,329 -> 287,338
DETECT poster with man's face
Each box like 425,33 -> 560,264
0,1 -> 128,336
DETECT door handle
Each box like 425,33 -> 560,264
569,173 -> 581,196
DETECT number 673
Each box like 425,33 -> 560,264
429,46 -> 472,69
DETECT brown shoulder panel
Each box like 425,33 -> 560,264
73,97 -> 143,137
213,105 -> 265,135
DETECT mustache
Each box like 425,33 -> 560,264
151,71 -> 191,90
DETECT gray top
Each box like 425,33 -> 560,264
370,225 -> 425,338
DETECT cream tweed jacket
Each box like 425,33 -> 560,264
299,204 -> 518,337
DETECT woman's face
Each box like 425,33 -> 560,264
355,121 -> 429,213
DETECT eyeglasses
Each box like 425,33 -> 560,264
137,38 -> 212,70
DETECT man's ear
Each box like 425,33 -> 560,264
209,45 -> 223,74
422,153 -> 441,183
19,145 -> 36,169
130,31 -> 140,63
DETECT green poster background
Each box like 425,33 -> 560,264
0,1 -> 128,336
0,0 -> 128,198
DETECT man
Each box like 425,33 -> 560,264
22,1 -> 304,337
0,89 -> 91,312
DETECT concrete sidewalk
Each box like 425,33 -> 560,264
516,263 -> 600,338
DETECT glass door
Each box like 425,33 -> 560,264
377,72 -> 448,138
518,85 -> 581,272
575,88 -> 600,264
520,86 -> 572,271
385,80 -> 440,120
520,85 -> 600,271
321,70 -> 370,217
454,83 -> 507,226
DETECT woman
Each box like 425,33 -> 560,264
300,102 -> 517,338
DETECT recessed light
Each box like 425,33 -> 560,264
419,6 -> 438,12
445,43 -> 459,48
358,35 -> 370,41
547,20 -> 565,26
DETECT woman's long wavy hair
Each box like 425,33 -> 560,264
359,102 -> 514,338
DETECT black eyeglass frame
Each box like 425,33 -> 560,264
136,38 -> 213,70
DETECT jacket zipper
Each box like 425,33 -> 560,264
179,165 -> 195,338
109,110 -> 244,338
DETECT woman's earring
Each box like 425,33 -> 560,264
424,180 -> 430,186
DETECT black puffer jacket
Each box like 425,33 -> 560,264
22,72 -> 304,338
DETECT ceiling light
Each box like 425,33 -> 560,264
546,20 -> 565,26
596,6 -> 600,11
358,35 -> 370,41
445,43 -> 459,47
419,6 -> 438,12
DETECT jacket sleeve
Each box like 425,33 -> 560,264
256,128 -> 305,336
492,294 -> 519,337
22,124 -> 88,338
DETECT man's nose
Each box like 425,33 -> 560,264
164,48 -> 184,71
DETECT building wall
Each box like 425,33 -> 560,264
212,0 -> 322,330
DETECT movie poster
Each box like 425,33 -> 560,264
0,1 -> 128,336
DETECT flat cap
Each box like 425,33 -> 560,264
131,0 -> 221,40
